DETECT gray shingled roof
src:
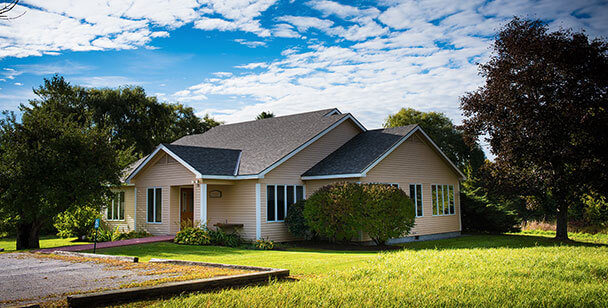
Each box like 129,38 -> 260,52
303,125 -> 418,176
172,109 -> 353,175
163,144 -> 241,176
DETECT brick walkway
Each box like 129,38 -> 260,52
35,235 -> 175,254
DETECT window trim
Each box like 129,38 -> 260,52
409,183 -> 423,217
146,187 -> 163,224
266,184 -> 305,223
106,191 -> 125,222
431,184 -> 456,216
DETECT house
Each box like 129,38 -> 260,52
104,108 -> 465,243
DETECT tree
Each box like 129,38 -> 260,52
384,108 -> 485,172
256,111 -> 274,120
460,18 -> 608,239
84,86 -> 221,161
0,77 -> 122,249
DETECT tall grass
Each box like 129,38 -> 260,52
521,220 -> 608,234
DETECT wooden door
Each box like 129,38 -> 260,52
180,188 -> 194,229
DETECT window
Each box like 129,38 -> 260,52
147,187 -> 162,223
409,184 -> 423,217
106,192 -> 125,221
267,185 -> 305,222
431,184 -> 455,216
368,182 -> 399,188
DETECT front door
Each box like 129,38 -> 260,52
180,188 -> 194,229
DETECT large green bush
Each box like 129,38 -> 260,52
303,182 -> 416,245
285,200 -> 314,240
54,206 -> 100,240
360,184 -> 416,245
208,227 -> 241,247
460,185 -> 520,233
174,226 -> 211,245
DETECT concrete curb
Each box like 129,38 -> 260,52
52,251 -> 139,263
67,264 -> 289,308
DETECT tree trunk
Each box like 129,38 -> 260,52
16,221 -> 41,250
555,200 -> 569,240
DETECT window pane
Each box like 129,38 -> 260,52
296,186 -> 304,201
119,192 -> 125,220
449,185 -> 455,214
107,197 -> 112,220
416,184 -> 423,217
277,185 -> 285,221
287,185 -> 294,206
432,185 -> 438,215
267,186 -> 275,221
155,188 -> 162,222
441,185 -> 447,215
112,193 -> 118,220
147,189 -> 154,222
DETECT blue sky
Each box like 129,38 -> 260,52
1,0 -> 607,150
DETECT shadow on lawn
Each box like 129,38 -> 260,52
399,233 -> 608,251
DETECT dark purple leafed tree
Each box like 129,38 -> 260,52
460,18 -> 608,240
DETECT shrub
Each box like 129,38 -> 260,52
208,227 -> 241,247
255,239 -> 274,250
360,184 -> 416,245
460,185 -> 520,233
304,183 -> 365,242
285,200 -> 314,239
304,182 -> 416,244
174,227 -> 211,245
54,205 -> 100,240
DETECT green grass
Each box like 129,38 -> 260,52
0,235 -> 92,253
93,233 -> 608,307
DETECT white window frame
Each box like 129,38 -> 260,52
266,184 -> 305,222
431,184 -> 455,216
368,182 -> 399,188
409,183 -> 423,217
146,187 -> 163,224
106,191 -> 125,221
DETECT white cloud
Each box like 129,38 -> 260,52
234,39 -> 267,48
235,62 -> 269,69
212,72 -> 233,77
14,82 -> 23,86
75,76 -> 143,88
277,16 -> 334,32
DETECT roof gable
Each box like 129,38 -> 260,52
302,125 -> 466,180
171,108 -> 365,175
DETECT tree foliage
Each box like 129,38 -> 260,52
460,18 -> 608,239
303,183 -> 415,245
285,200 -> 314,240
256,111 -> 274,120
0,77 -> 122,249
384,108 -> 485,172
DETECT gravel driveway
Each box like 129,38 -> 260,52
0,252 -> 226,307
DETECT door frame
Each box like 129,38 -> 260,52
178,186 -> 194,230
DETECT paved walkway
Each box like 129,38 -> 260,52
35,235 -> 174,254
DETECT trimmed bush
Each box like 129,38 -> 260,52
285,200 -> 314,239
303,182 -> 416,244
304,183 -> 365,242
54,206 -> 100,240
174,227 -> 211,245
208,227 -> 241,247
88,225 -> 150,242
360,184 -> 416,245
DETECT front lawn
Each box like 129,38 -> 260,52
95,233 -> 608,307
0,235 -> 92,253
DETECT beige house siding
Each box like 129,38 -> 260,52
105,186 -> 136,232
304,178 -> 360,197
130,152 -> 197,236
206,180 -> 257,240
363,132 -> 461,237
260,119 -> 363,242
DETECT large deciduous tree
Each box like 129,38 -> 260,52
0,77 -> 122,249
460,18 -> 608,239
384,108 -> 485,172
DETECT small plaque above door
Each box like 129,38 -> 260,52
209,190 -> 222,198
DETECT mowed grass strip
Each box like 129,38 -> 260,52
97,234 -> 608,307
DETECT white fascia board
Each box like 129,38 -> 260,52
199,174 -> 261,180
125,144 -> 203,183
258,114 -> 366,178
324,108 -> 341,116
301,173 -> 363,180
